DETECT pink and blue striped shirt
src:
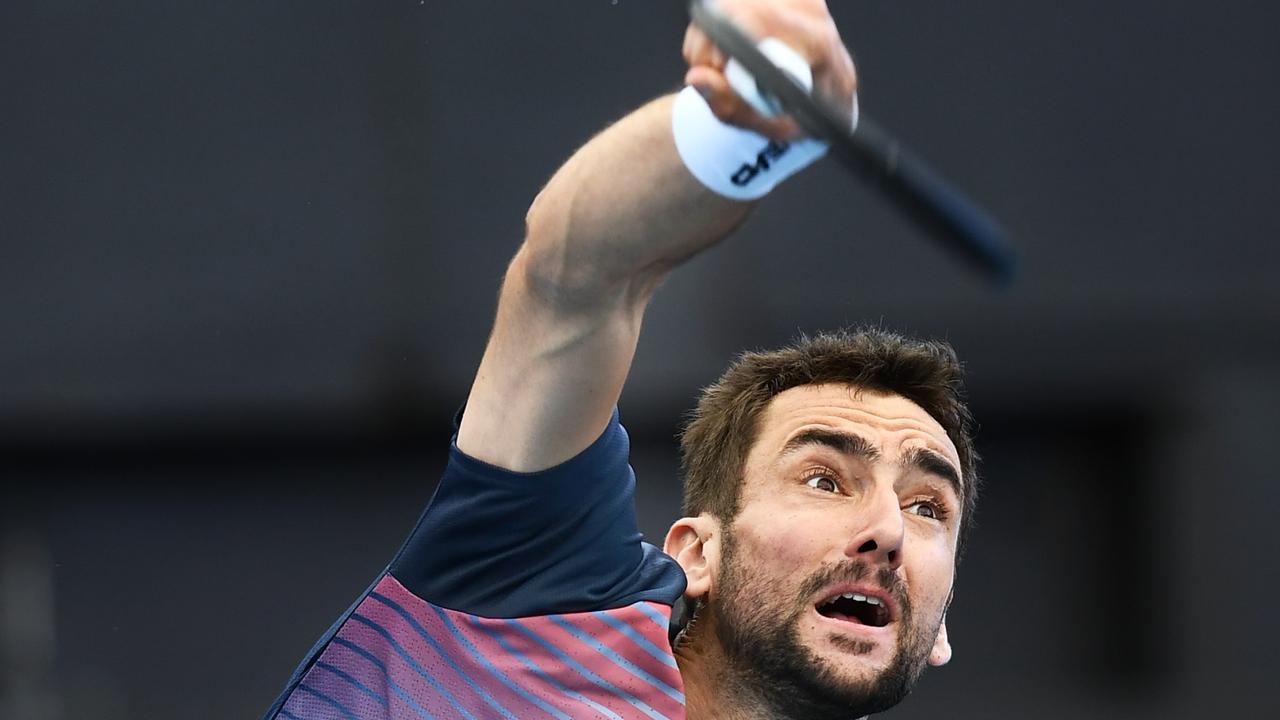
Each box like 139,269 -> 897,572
265,410 -> 690,719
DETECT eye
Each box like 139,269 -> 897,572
905,499 -> 944,520
805,474 -> 840,493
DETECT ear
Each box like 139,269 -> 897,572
663,514 -> 721,600
928,616 -> 952,667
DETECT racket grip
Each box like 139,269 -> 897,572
853,119 -> 1019,283
724,38 -> 812,118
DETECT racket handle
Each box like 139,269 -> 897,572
724,38 -> 812,118
689,0 -> 1017,285
845,118 -> 1020,285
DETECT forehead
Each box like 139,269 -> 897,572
749,383 -> 960,468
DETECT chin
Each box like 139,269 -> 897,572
808,608 -> 899,665
820,638 -> 895,683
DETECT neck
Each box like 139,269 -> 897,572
675,629 -> 758,720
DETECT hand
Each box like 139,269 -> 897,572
682,0 -> 858,141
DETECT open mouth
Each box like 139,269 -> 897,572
816,591 -> 892,628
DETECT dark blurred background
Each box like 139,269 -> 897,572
3,1 -> 1278,718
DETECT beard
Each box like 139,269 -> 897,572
707,530 -> 942,720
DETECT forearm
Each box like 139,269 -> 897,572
520,94 -> 752,305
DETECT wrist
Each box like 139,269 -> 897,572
671,38 -> 830,200
671,87 -> 828,201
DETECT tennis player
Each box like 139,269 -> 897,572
264,1 -> 978,718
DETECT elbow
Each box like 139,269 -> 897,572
519,189 -> 615,306
518,184 -> 666,309
523,183 -> 557,247
519,193 -> 576,294
513,237 -> 618,311
511,232 -> 602,311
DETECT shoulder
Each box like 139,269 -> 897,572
388,408 -> 686,617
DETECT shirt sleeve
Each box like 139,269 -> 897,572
387,408 -> 687,618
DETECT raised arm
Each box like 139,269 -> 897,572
456,0 -> 856,472
455,97 -> 746,472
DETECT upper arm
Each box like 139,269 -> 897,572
456,244 -> 661,472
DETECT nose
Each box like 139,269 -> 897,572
844,482 -> 904,569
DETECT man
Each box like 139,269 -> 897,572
264,1 -> 978,718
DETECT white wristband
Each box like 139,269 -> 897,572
672,39 -> 830,200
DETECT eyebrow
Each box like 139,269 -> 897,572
902,447 -> 964,500
780,429 -> 964,499
780,429 -> 881,463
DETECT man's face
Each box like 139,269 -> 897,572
708,383 -> 963,717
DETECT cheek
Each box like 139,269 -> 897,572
734,508 -> 830,572
906,537 -> 957,609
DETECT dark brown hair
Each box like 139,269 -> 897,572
679,327 -> 981,550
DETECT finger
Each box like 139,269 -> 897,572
683,25 -> 728,70
681,24 -> 701,63
716,0 -> 773,44
818,23 -> 857,97
685,66 -> 803,142
711,3 -> 854,97
785,14 -> 837,73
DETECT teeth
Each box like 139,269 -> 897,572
833,592 -> 882,606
